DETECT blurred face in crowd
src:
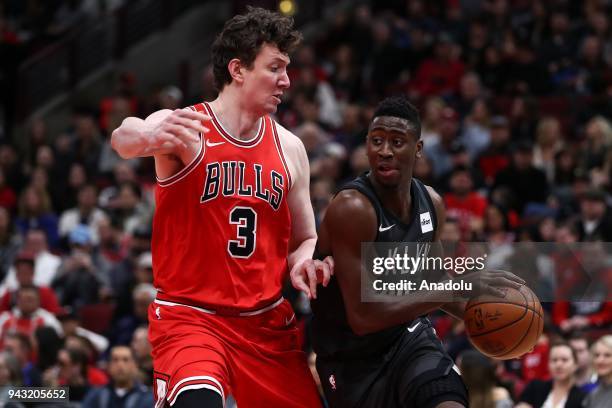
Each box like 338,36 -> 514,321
0,207 -> 10,233
490,124 -> 510,147
109,347 -> 137,388
131,327 -> 151,360
440,220 -> 461,244
133,291 -> 154,320
17,288 -> 39,316
68,164 -> 87,189
593,339 -> 612,382
4,337 -> 28,365
77,186 -> 98,211
513,150 -> 532,170
569,338 -> 591,372
25,230 -> 47,254
580,198 -> 606,220
367,116 -> 422,188
555,225 -> 578,243
15,261 -> 35,286
548,344 -> 577,383
450,170 -> 473,196
57,349 -> 81,383
485,206 -> 506,233
0,356 -> 10,385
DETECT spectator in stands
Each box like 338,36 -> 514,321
0,285 -> 62,342
14,186 -> 58,248
579,116 -> 612,171
3,332 -> 41,386
0,350 -> 23,403
0,207 -> 21,280
412,32 -> 465,98
420,96 -> 446,148
533,117 -> 565,184
568,333 -> 597,393
59,310 -> 109,356
0,168 -> 17,213
424,107 -> 461,178
82,345 -> 153,408
64,334 -> 108,387
52,225 -> 108,309
58,184 -> 108,247
476,115 -> 511,186
460,96 -> 491,159
573,189 -> 612,242
493,141 -> 549,214
0,250 -> 61,314
459,349 -> 513,408
583,335 -> 612,408
44,347 -> 91,402
130,325 -> 152,385
105,181 -> 151,235
444,166 -> 487,238
34,326 -> 62,373
517,341 -> 586,408
112,283 -> 154,347
1,229 -> 60,293
108,225 -> 151,318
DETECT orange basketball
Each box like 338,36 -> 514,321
464,285 -> 543,360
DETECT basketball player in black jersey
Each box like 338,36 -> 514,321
311,97 -> 525,408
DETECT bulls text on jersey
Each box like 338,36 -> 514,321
201,161 -> 285,210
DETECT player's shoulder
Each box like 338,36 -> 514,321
422,183 -> 443,205
271,120 -> 305,152
327,189 -> 377,233
145,107 -> 199,123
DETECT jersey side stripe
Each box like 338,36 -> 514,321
271,118 -> 292,190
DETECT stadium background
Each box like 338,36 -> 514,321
0,0 -> 611,406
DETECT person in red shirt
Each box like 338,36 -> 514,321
0,251 -> 61,314
111,8 -> 332,408
444,166 -> 488,239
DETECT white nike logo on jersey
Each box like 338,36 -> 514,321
206,139 -> 225,147
407,321 -> 421,332
155,307 -> 161,320
285,314 -> 295,326
379,224 -> 395,232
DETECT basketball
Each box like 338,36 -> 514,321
464,285 -> 543,360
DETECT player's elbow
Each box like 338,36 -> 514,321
111,127 -> 135,159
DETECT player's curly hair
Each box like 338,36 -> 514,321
372,96 -> 421,138
211,7 -> 302,91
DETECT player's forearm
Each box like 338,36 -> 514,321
440,301 -> 466,320
287,237 -> 317,273
111,117 -> 153,159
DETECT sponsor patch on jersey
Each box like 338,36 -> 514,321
420,211 -> 433,233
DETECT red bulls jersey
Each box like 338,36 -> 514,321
152,102 -> 292,310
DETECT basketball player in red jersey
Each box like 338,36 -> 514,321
111,7 -> 331,408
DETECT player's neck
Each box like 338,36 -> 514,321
370,174 -> 413,223
210,90 -> 263,141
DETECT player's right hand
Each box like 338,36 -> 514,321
291,257 -> 335,300
147,109 -> 211,153
456,269 -> 525,298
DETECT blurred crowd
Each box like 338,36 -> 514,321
0,0 -> 611,406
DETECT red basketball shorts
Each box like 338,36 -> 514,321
148,297 -> 322,407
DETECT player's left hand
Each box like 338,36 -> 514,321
291,257 -> 334,300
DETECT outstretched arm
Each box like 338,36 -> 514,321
111,108 -> 211,180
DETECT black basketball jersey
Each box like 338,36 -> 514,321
311,173 -> 438,359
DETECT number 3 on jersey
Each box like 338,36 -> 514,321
228,206 -> 257,258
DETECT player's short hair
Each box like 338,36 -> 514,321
371,96 -> 421,138
212,7 -> 302,91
